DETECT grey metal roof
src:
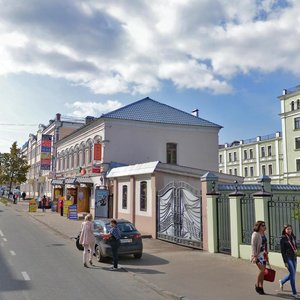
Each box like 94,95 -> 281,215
102,97 -> 222,128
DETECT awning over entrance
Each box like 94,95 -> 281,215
76,177 -> 93,184
51,179 -> 64,185
65,178 -> 77,185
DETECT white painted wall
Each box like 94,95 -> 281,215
104,119 -> 219,171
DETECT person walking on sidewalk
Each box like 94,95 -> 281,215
79,214 -> 96,268
108,219 -> 121,271
59,198 -> 64,216
251,220 -> 268,295
279,224 -> 299,298
42,195 -> 47,212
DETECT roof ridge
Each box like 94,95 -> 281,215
102,97 -> 221,127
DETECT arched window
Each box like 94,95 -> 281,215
297,99 -> 300,109
81,145 -> 85,165
140,181 -> 147,211
122,185 -> 128,209
66,151 -> 69,169
291,101 -> 295,111
88,142 -> 93,164
71,151 -> 74,168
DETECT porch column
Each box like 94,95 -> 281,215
130,176 -> 136,224
253,176 -> 272,224
113,178 -> 118,219
229,190 -> 245,258
201,172 -> 219,253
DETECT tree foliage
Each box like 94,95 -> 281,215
0,142 -> 30,192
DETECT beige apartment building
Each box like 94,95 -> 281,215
219,85 -> 300,184
20,113 -> 84,198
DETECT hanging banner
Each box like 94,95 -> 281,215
41,135 -> 52,170
93,144 -> 102,161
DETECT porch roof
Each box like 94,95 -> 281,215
51,179 -> 64,185
106,161 -> 159,178
76,176 -> 93,184
65,178 -> 76,184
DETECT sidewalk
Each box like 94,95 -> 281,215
10,200 -> 300,300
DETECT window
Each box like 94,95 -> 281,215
261,147 -> 265,157
140,181 -> 147,211
295,117 -> 300,129
249,149 -> 254,159
219,154 -> 222,164
298,99 -> 300,109
229,153 -> 232,162
244,167 -> 248,177
244,150 -> 247,160
250,167 -> 254,177
233,152 -> 237,161
166,143 -> 177,164
66,153 -> 69,169
122,185 -> 127,209
267,146 -> 272,157
234,168 -> 237,176
229,169 -> 232,175
76,151 -> 80,167
81,147 -> 85,165
291,101 -> 295,111
297,159 -> 300,172
262,165 -> 266,176
71,152 -> 74,168
296,138 -> 300,149
268,164 -> 273,175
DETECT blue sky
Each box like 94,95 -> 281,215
0,0 -> 300,152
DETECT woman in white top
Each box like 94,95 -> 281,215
79,214 -> 96,268
251,220 -> 268,295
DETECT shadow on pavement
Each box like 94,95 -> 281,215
0,247 -> 31,292
266,292 -> 297,299
122,267 -> 165,275
118,253 -> 169,266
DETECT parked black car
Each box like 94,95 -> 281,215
76,218 -> 143,262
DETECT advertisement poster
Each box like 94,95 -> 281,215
63,200 -> 73,216
68,205 -> 78,220
95,189 -> 109,218
29,199 -> 37,212
93,144 -> 102,161
40,135 -> 52,170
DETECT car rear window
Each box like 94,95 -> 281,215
106,222 -> 136,232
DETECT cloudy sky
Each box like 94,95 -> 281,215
1,0 -> 300,152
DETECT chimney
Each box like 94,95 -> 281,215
282,89 -> 287,95
85,116 -> 95,124
56,113 -> 61,121
192,109 -> 199,117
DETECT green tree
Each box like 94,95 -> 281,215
0,142 -> 30,193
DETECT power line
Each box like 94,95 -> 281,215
0,124 -> 38,126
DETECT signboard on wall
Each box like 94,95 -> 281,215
95,189 -> 109,218
41,135 -> 52,170
93,144 -> 102,161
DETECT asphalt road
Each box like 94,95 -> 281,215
0,205 -> 165,300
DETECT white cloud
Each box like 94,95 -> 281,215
0,0 -> 298,95
65,100 -> 123,117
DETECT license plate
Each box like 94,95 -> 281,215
121,238 -> 132,243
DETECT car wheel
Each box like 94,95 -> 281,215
133,253 -> 142,259
96,245 -> 105,262
76,237 -> 84,251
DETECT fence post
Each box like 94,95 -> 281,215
253,176 -> 272,227
229,187 -> 245,258
201,172 -> 219,253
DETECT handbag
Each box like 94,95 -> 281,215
264,264 -> 276,282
